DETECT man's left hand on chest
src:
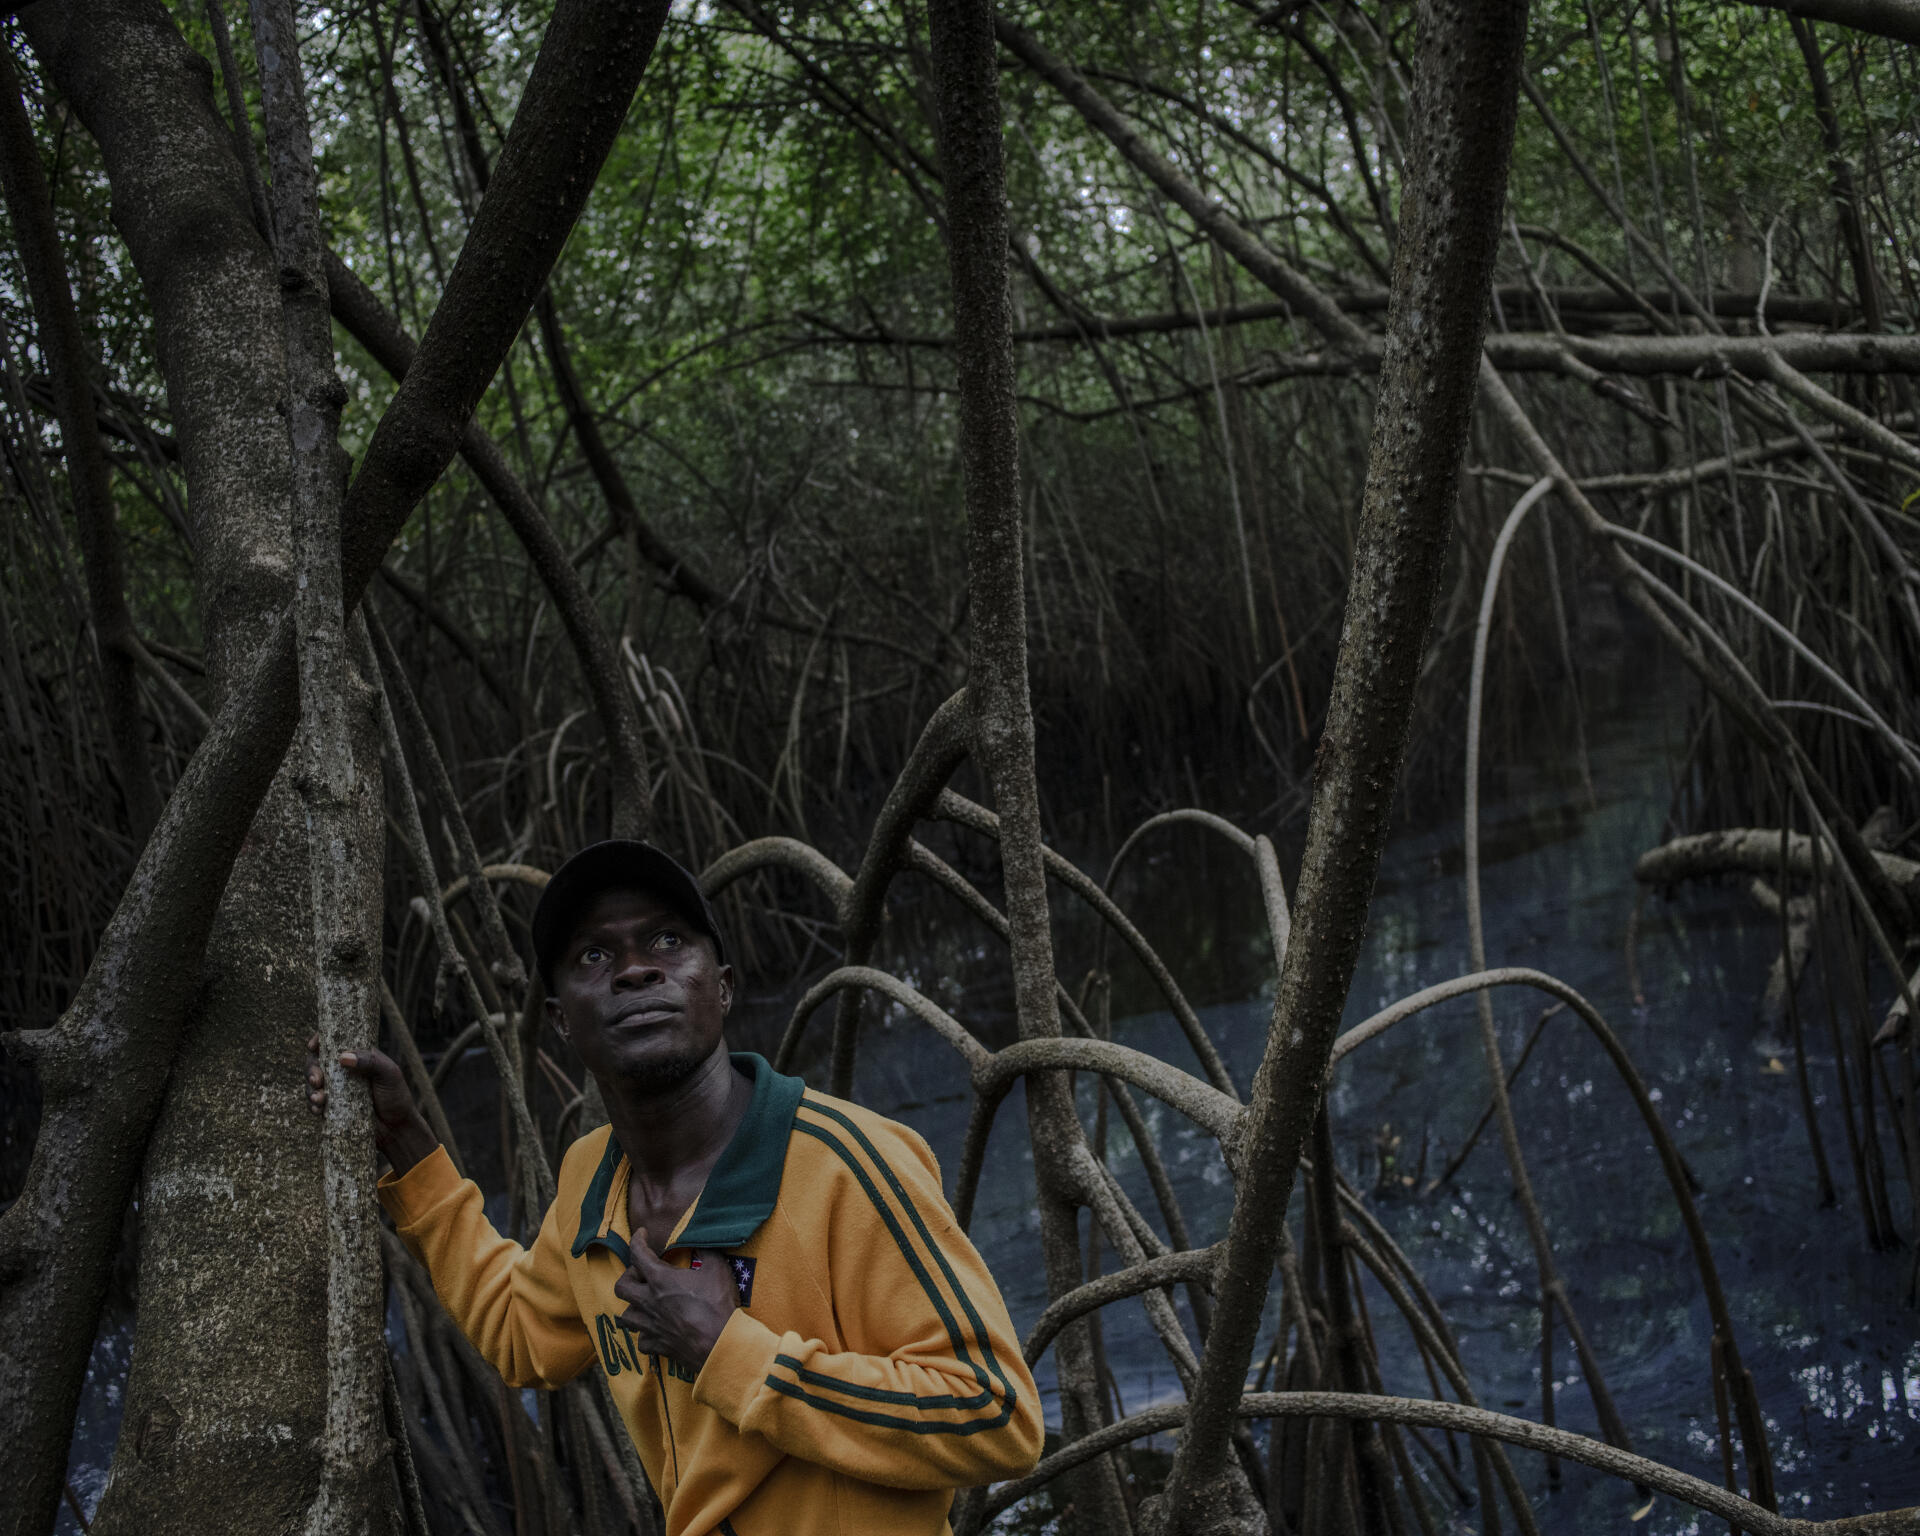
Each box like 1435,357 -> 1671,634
613,1236 -> 739,1374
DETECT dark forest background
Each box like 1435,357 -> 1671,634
3,1 -> 1919,1533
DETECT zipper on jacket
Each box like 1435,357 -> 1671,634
651,1353 -> 682,1485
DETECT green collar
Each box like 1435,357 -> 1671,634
571,1052 -> 805,1259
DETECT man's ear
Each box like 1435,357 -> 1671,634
544,995 -> 568,1043
717,964 -> 734,1016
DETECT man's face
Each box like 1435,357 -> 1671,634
545,887 -> 733,1095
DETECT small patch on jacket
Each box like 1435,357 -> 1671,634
728,1254 -> 756,1306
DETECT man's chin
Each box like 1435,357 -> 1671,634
605,1044 -> 709,1096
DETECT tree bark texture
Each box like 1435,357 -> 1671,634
0,4 -> 671,1530
0,43 -> 160,843
1157,2 -> 1529,1528
252,0 -> 396,1528
925,2 -> 1135,1529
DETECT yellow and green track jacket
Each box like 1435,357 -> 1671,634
380,1053 -> 1044,1536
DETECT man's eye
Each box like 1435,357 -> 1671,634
654,931 -> 681,949
580,946 -> 606,965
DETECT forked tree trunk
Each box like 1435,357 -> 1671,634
1156,2 -> 1529,1530
321,252 -> 654,841
924,2 -> 1137,1528
0,4 -> 671,1528
17,8 -> 326,1534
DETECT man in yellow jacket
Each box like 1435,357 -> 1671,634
309,840 -> 1044,1536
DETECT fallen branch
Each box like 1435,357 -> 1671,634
1636,828 -> 1920,905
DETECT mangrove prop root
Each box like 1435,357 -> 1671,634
977,1391 -> 1888,1536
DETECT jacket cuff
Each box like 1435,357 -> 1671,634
377,1143 -> 464,1228
694,1308 -> 781,1428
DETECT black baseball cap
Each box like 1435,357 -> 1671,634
531,840 -> 726,989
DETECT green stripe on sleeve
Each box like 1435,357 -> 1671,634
786,1116 -> 1013,1427
773,1353 -> 991,1410
763,1374 -> 1017,1437
800,1101 -> 1018,1406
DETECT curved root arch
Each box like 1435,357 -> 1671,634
775,964 -> 988,1075
699,836 -> 853,923
773,965 -> 1240,1145
438,862 -> 553,906
937,789 -> 1240,1098
1104,806 -> 1293,974
974,1391 -> 1833,1536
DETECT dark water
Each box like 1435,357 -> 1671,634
56,696 -> 1920,1532
845,709 -> 1920,1531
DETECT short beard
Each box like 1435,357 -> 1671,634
610,1044 -> 710,1097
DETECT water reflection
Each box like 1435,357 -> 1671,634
847,706 -> 1919,1528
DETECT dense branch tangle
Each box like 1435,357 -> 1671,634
7,1 -> 1920,1535
13,0 -> 1914,963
